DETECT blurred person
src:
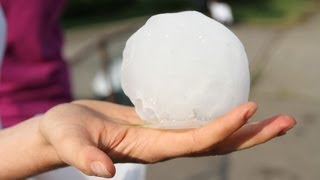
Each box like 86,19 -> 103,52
0,0 -> 72,128
0,0 -> 145,179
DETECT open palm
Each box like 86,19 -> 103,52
39,100 -> 295,178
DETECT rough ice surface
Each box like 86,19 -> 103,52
121,11 -> 250,128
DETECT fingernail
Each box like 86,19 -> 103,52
278,122 -> 296,136
91,161 -> 111,178
245,102 -> 258,119
278,131 -> 287,136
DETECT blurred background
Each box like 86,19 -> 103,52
62,0 -> 319,179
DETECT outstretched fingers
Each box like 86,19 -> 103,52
147,102 -> 257,160
191,102 -> 258,152
212,115 -> 296,154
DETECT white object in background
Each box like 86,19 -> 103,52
0,5 -> 6,126
92,58 -> 123,97
121,11 -> 249,128
28,164 -> 146,180
208,2 -> 234,25
92,68 -> 113,97
0,5 -> 6,66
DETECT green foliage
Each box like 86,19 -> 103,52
63,0 -> 194,27
229,0 -> 314,24
62,0 -> 315,28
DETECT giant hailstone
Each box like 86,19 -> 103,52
121,11 -> 250,128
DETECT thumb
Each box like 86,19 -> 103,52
75,145 -> 116,178
52,136 -> 116,178
40,103 -> 116,177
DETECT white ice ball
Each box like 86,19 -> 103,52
121,11 -> 250,128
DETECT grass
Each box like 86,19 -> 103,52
230,0 -> 315,24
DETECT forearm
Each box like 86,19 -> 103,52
0,116 -> 63,179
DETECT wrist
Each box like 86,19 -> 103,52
35,115 -> 66,170
0,116 -> 65,179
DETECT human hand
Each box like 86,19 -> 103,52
39,100 -> 296,178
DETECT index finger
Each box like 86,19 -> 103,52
191,102 -> 257,152
144,102 -> 257,160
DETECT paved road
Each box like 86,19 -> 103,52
229,12 -> 320,180
65,11 -> 320,180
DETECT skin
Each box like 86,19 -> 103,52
0,100 -> 296,179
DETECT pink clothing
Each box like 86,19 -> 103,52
0,0 -> 72,127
